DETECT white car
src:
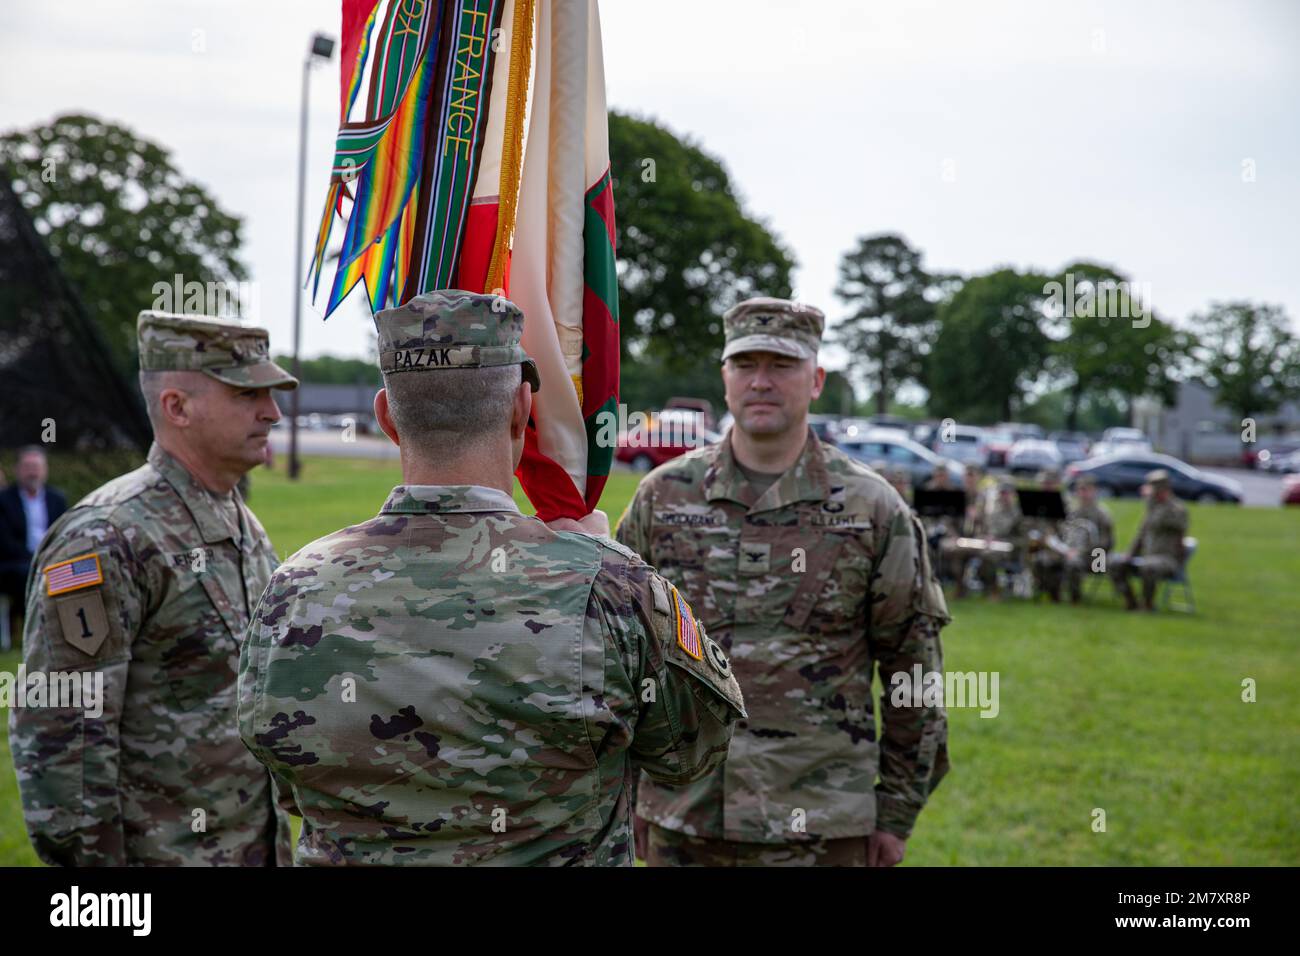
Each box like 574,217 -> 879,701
1007,438 -> 1063,474
1101,427 -> 1152,448
931,425 -> 987,466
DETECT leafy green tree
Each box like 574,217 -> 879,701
833,233 -> 954,414
1,114 -> 247,369
926,269 -> 1052,422
608,111 -> 795,397
273,354 -> 381,387
1192,301 -> 1300,423
1046,261 -> 1189,428
810,369 -> 858,416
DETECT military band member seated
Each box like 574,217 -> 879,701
1109,469 -> 1189,611
1062,474 -> 1115,604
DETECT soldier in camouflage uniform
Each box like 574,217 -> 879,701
1025,469 -> 1067,602
616,298 -> 950,867
237,291 -> 744,866
1063,474 -> 1114,604
9,312 -> 297,866
1109,469 -> 1189,611
977,481 -> 1024,600
941,464 -> 988,595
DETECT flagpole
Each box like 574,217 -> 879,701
289,33 -> 335,481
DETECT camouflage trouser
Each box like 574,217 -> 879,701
1109,554 -> 1180,608
1031,551 -> 1064,600
645,824 -> 869,867
1064,560 -> 1104,602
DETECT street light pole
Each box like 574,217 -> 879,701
289,32 -> 335,481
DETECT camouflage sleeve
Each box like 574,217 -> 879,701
237,571 -> 298,818
8,516 -> 147,866
592,555 -> 744,786
613,478 -> 654,561
1160,504 -> 1190,536
868,505 -> 952,839
1099,510 -> 1115,552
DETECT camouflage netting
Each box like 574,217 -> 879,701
0,170 -> 150,454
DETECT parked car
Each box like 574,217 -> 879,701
1049,431 -> 1090,464
999,422 -> 1045,441
1255,440 -> 1300,472
1007,438 -> 1064,475
1066,453 -> 1243,503
1266,449 -> 1300,474
838,428 -> 963,488
1089,438 -> 1151,459
931,424 -> 987,466
865,415 -> 913,438
1283,474 -> 1300,506
1101,426 -> 1151,448
616,418 -> 721,472
807,414 -> 842,446
983,430 -> 1015,468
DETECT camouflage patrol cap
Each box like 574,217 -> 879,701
1074,472 -> 1097,488
374,290 -> 539,391
137,311 -> 298,390
721,297 -> 824,362
1145,468 -> 1171,487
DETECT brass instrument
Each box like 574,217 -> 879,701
952,536 -> 1015,554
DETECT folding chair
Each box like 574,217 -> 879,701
1159,537 -> 1197,613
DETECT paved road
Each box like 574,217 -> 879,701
1200,467 -> 1287,507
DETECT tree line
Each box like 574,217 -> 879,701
5,112 -> 1298,432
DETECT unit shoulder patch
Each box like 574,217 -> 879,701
55,590 -> 110,657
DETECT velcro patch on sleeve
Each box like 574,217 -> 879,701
650,574 -> 671,616
673,586 -> 703,661
43,552 -> 104,596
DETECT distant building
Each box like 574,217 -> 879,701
1137,380 -> 1300,463
290,383 -> 379,432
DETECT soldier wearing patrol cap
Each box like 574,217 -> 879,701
616,296 -> 951,867
237,290 -> 744,866
1109,468 -> 1189,611
1062,474 -> 1114,604
10,311 -> 297,866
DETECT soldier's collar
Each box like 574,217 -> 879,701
704,427 -> 829,513
147,442 -> 246,545
381,484 -> 520,515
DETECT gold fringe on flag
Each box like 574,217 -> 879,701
485,0 -> 537,294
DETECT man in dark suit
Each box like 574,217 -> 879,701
0,446 -> 68,610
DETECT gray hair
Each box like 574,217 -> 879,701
383,364 -> 522,459
138,369 -> 209,429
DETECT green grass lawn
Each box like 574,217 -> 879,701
2,457 -> 1296,865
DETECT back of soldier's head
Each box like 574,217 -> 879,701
375,291 -> 539,459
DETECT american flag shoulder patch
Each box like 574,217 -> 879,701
44,552 -> 104,596
673,587 -> 703,661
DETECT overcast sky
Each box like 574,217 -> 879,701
3,0 -> 1297,364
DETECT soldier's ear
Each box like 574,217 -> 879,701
374,388 -> 400,447
810,364 -> 827,399
158,385 -> 192,428
509,380 -> 531,441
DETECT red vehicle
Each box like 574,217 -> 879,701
1283,474 -> 1300,506
615,410 -> 721,472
